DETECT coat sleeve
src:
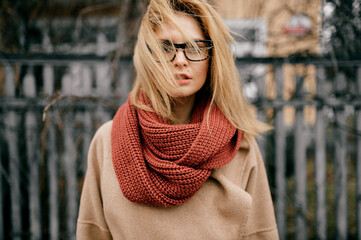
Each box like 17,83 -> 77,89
240,136 -> 279,240
76,123 -> 113,240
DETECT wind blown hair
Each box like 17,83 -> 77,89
131,0 -> 270,136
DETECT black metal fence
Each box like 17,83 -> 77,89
0,54 -> 361,239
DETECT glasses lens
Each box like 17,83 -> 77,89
161,42 -> 176,61
151,40 -> 212,62
185,41 -> 211,61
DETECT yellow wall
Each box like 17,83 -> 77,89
215,0 -> 320,56
214,0 -> 320,125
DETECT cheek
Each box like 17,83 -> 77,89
195,61 -> 209,82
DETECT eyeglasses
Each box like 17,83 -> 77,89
148,40 -> 213,62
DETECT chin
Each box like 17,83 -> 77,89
171,91 -> 197,100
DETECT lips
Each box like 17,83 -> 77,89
175,73 -> 191,80
175,73 -> 191,85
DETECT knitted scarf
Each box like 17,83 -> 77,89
111,94 -> 243,207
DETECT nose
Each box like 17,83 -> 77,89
172,49 -> 188,67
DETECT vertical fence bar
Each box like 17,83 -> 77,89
255,67 -> 267,162
43,63 -> 60,240
96,32 -> 112,124
0,63 -> 4,240
294,75 -> 307,240
274,64 -> 286,240
46,119 -> 59,240
356,67 -> 361,240
315,66 -> 327,240
61,70 -> 78,240
43,64 -> 54,96
95,61 -> 112,123
0,105 -> 3,240
118,59 -> 132,104
334,72 -> 348,240
4,65 -> 22,240
79,65 -> 93,175
23,67 -> 41,240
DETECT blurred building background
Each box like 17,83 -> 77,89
1,0 -> 361,239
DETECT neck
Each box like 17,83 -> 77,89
171,95 -> 196,125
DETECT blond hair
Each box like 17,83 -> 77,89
130,0 -> 271,136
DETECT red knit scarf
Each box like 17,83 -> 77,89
111,94 -> 243,207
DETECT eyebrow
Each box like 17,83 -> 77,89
157,38 -> 206,42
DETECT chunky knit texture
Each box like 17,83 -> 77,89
111,94 -> 243,207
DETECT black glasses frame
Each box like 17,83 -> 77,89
148,40 -> 213,62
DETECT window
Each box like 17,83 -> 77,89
224,19 -> 267,57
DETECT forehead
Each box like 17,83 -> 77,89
154,13 -> 205,41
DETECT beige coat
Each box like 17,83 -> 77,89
77,121 -> 279,239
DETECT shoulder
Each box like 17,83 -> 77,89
212,133 -> 264,189
238,133 -> 262,166
234,133 -> 262,172
91,121 -> 113,144
238,133 -> 258,152
88,121 -> 113,158
94,121 -> 113,138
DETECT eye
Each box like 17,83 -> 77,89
160,42 -> 174,53
162,46 -> 173,53
186,43 -> 203,53
194,40 -> 213,50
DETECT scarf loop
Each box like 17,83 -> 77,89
111,94 -> 243,207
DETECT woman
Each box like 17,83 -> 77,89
77,0 -> 279,239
